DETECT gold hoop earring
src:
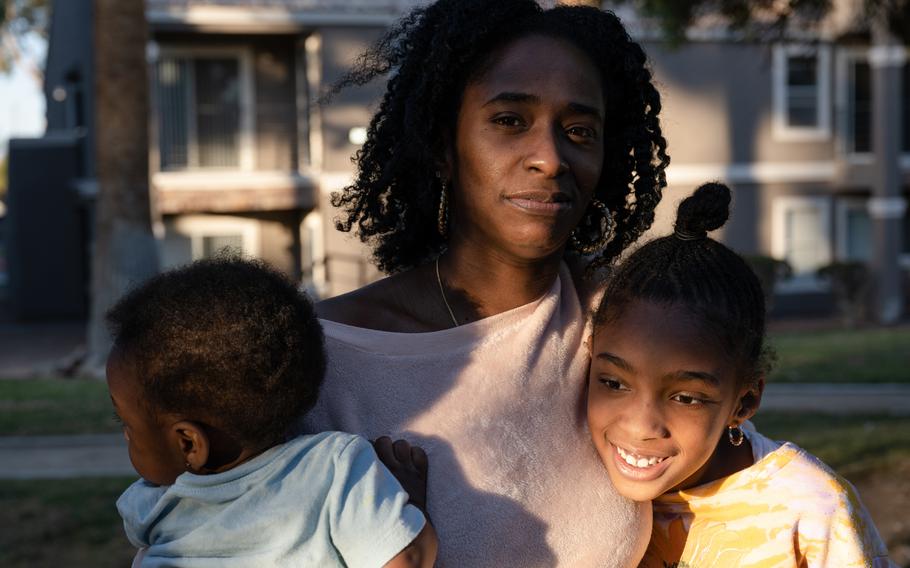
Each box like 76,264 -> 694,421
570,199 -> 616,255
437,174 -> 449,238
727,425 -> 744,447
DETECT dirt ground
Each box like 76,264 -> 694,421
853,461 -> 910,566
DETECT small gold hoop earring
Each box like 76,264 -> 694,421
728,425 -> 744,447
570,199 -> 616,255
437,174 -> 449,238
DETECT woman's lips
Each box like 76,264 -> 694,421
503,191 -> 572,215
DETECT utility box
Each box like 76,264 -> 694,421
6,134 -> 89,320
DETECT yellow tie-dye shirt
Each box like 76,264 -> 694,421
642,428 -> 894,568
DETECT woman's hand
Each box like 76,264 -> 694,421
373,436 -> 429,515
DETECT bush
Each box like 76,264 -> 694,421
817,261 -> 870,328
744,255 -> 791,310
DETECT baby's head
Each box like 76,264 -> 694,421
588,182 -> 770,501
105,255 -> 325,486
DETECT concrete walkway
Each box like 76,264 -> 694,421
761,382 -> 910,414
0,433 -> 133,479
2,382 -> 909,480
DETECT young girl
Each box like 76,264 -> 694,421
587,183 -> 895,567
106,256 -> 436,567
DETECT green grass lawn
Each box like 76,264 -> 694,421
753,412 -> 910,478
768,327 -> 910,383
0,378 -> 119,435
1,414 -> 908,567
0,477 -> 135,568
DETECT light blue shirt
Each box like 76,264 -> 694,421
117,432 -> 426,568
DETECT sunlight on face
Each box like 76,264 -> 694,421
451,34 -> 605,260
587,300 -> 748,502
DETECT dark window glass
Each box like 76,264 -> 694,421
195,59 -> 240,168
157,58 -> 190,170
787,55 -> 818,127
156,56 -> 241,170
903,63 -> 910,153
851,60 -> 872,153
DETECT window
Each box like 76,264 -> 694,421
772,196 -> 832,292
155,49 -> 254,171
904,63 -> 910,153
160,215 -> 260,270
847,57 -> 872,154
835,198 -> 872,262
773,45 -> 832,141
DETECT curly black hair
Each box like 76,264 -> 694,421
328,0 -> 669,274
593,183 -> 771,385
106,255 -> 326,448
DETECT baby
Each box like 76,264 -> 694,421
106,256 -> 436,567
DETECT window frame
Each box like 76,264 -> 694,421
162,214 -> 262,269
772,43 -> 832,142
771,195 -> 833,293
154,45 -> 257,172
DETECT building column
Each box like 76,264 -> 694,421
869,27 -> 907,324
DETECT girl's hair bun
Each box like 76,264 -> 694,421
674,181 -> 731,238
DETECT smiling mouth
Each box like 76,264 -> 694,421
616,445 -> 667,467
611,443 -> 672,480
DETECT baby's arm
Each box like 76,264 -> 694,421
382,523 -> 438,568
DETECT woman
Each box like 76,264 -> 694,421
303,1 -> 670,565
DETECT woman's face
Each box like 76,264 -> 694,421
587,300 -> 755,502
450,34 -> 605,261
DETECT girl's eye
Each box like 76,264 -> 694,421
112,412 -> 124,425
597,377 -> 627,391
671,394 -> 707,406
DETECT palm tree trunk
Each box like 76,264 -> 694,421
85,0 -> 158,373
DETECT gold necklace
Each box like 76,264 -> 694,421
435,257 -> 459,328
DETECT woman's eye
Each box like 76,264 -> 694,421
566,125 -> 596,140
112,412 -> 124,425
492,114 -> 524,128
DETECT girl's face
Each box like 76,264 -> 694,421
450,34 -> 605,261
587,299 -> 759,502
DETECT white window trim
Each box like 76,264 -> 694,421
157,45 -> 256,171
771,196 -> 832,293
772,44 -> 832,142
834,197 -> 869,261
172,214 -> 261,260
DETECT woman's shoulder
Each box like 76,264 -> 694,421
316,266 -> 442,332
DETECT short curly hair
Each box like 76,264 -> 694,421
329,0 -> 669,274
106,255 -> 326,448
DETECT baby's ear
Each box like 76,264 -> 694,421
170,421 -> 210,473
